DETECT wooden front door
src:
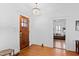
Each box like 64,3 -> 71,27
19,15 -> 29,50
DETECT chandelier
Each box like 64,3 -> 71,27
32,3 -> 40,15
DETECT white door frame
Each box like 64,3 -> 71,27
52,17 -> 66,49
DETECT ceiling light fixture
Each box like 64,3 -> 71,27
32,3 -> 40,15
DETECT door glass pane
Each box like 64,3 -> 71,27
21,18 -> 28,27
21,23 -> 24,27
24,19 -> 27,23
23,22 -> 28,27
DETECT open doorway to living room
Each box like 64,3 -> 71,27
53,19 -> 66,49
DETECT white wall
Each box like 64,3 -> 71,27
0,4 -> 19,53
66,17 -> 79,51
0,3 -> 79,53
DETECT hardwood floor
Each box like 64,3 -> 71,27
54,39 -> 65,49
17,44 -> 79,56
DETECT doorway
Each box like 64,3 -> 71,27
19,15 -> 29,50
53,19 -> 66,49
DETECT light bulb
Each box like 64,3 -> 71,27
32,8 -> 40,15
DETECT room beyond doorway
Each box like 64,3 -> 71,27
53,19 -> 66,49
